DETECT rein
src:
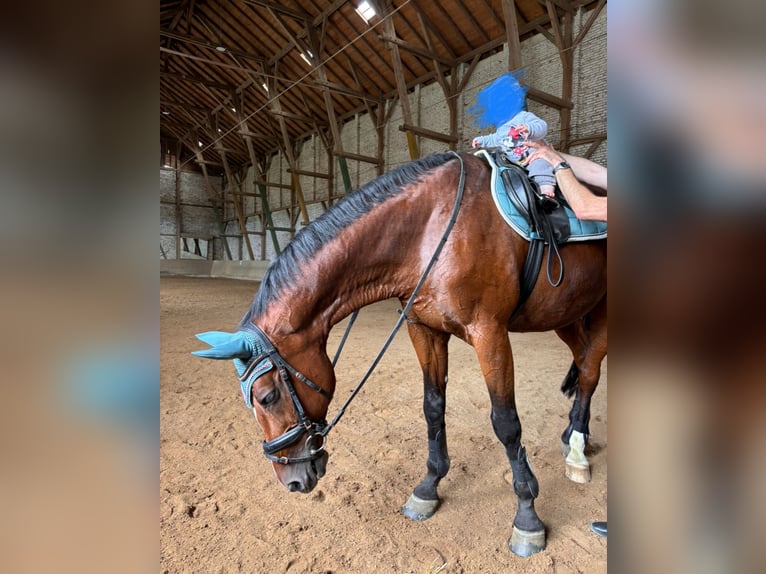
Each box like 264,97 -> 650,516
245,151 -> 467,465
322,152 -> 466,435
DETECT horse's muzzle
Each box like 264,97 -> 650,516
280,450 -> 328,493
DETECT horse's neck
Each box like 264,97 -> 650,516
263,196 -> 431,336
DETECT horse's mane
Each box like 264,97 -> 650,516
241,152 -> 456,325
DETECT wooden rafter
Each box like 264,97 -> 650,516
415,10 -> 459,149
572,0 -> 606,48
160,0 -> 604,177
378,36 -> 453,67
160,29 -> 265,64
502,0 -> 524,71
409,1 -> 458,61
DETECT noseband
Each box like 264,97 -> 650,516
239,324 -> 332,465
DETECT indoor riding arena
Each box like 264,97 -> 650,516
160,2 -> 607,572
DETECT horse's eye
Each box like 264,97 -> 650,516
259,389 -> 279,406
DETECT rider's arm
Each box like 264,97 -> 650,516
554,167 -> 608,222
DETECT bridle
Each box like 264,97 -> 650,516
239,323 -> 332,465
238,151 -> 467,466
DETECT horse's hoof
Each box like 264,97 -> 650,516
401,494 -> 440,521
565,460 -> 591,483
564,430 -> 590,483
509,526 -> 546,557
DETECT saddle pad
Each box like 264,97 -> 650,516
474,149 -> 608,243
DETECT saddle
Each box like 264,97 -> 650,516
474,149 -> 607,317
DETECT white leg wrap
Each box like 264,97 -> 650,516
564,430 -> 591,483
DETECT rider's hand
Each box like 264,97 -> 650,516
525,140 -> 564,167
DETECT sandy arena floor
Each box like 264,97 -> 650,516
161,276 -> 607,573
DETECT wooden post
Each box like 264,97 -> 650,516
342,51 -> 385,178
560,9 -> 574,150
181,130 -> 233,260
197,160 -> 233,260
237,97 -> 282,256
306,27 -> 365,198
174,141 -> 182,259
268,65 -> 311,225
544,0 -> 574,150
217,143 -> 255,260
416,11 -> 460,150
337,156 -> 352,195
380,5 -> 419,159
502,0 -> 524,72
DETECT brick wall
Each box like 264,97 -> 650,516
159,168 -> 222,260
571,5 -> 607,164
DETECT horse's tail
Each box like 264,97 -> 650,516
560,361 -> 579,398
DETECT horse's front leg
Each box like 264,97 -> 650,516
476,326 -> 546,557
401,324 -> 451,522
556,295 -> 607,483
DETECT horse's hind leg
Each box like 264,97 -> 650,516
401,324 -> 451,521
475,325 -> 546,557
555,295 -> 607,483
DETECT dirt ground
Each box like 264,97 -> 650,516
161,276 -> 607,573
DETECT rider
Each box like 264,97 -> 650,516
525,140 -> 607,222
471,109 -> 556,198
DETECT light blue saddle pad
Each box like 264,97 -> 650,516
474,149 -> 607,243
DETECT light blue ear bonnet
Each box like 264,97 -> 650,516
192,330 -> 275,408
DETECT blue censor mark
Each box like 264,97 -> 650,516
467,71 -> 528,130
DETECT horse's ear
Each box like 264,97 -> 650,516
192,331 -> 253,360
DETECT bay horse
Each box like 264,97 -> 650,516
193,151 -> 607,557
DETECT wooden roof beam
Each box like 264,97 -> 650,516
266,7 -> 314,61
160,29 -> 265,64
572,0 -> 606,48
160,98 -> 209,113
526,86 -> 572,109
264,0 -> 361,65
287,168 -> 330,179
378,35 -> 454,67
408,0 -> 458,61
427,1 -> 472,53
399,124 -> 458,145
160,70 -> 238,93
476,0 -> 505,29
333,150 -> 380,164
452,0 -> 490,43
310,79 -> 380,104
167,0 -> 190,32
333,9 -> 396,93
415,11 -> 450,96
269,108 -> 326,126
502,0 -> 523,71
454,13 -> 555,64
240,0 -> 310,21
536,0 -> 575,12
544,0 -> 565,50
374,0 -> 419,158
160,47 -> 257,75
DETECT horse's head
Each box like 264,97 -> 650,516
192,325 -> 334,493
